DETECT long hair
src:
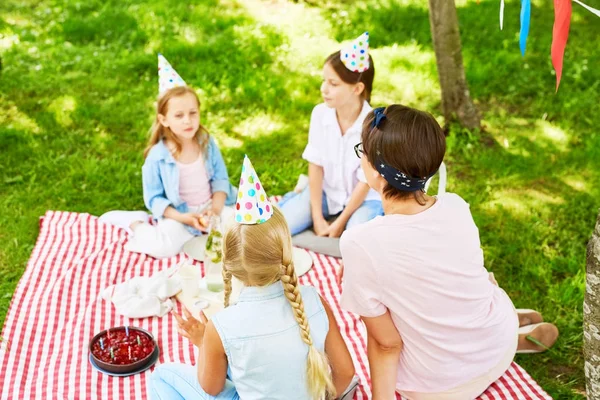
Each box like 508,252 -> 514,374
143,86 -> 209,159
222,208 -> 335,400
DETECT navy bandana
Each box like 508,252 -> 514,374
370,107 -> 433,192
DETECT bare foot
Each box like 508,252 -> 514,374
129,220 -> 144,231
517,323 -> 559,353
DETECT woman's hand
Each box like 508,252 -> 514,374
172,307 -> 208,347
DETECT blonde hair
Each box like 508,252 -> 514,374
222,208 -> 335,399
143,86 -> 209,159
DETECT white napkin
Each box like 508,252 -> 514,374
102,268 -> 181,318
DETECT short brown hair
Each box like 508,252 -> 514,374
361,105 -> 446,204
325,51 -> 375,102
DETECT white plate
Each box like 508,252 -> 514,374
293,247 -> 313,277
183,235 -> 208,261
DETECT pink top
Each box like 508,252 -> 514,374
176,156 -> 212,208
340,193 -> 517,393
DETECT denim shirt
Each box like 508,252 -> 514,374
142,136 -> 237,235
211,281 -> 329,400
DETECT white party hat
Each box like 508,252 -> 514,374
235,156 -> 274,225
340,32 -> 370,73
158,54 -> 187,95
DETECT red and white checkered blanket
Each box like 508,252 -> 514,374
0,212 -> 551,399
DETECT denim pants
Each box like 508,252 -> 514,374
149,363 -> 239,400
278,186 -> 383,236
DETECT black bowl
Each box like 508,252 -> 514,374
89,326 -> 157,374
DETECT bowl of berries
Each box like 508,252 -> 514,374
89,326 -> 158,374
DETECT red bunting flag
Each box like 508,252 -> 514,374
551,0 -> 572,91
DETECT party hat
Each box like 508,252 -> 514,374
340,32 -> 370,73
235,156 -> 274,225
158,54 -> 187,95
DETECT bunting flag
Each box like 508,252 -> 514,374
500,0 -> 505,30
551,0 -> 572,91
493,0 -> 599,90
519,0 -> 531,56
573,0 -> 600,16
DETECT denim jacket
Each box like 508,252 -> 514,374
142,136 -> 237,235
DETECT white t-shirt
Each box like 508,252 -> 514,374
340,193 -> 518,393
302,102 -> 381,215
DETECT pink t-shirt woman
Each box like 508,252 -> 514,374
339,104 -> 520,400
340,193 -> 518,396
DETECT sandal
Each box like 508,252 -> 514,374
516,322 -> 559,354
516,308 -> 543,327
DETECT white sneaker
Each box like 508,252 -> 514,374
98,210 -> 149,234
294,174 -> 309,193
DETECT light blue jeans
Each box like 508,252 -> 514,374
149,363 -> 239,400
278,186 -> 384,236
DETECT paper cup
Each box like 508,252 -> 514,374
179,263 -> 200,297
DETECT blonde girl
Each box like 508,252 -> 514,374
100,55 -> 236,258
149,158 -> 356,400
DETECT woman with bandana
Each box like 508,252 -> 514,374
339,105 -> 559,399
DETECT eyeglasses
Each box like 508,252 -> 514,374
354,142 -> 364,159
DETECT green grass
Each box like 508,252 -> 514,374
1,0 -> 596,397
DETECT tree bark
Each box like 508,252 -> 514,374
428,0 -> 481,130
585,210 -> 600,399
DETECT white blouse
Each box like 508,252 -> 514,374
302,101 -> 381,215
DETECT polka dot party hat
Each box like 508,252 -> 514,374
235,155 -> 274,225
158,54 -> 187,95
340,32 -> 370,73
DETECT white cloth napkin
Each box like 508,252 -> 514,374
102,268 -> 181,318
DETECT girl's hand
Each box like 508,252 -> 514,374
201,207 -> 223,220
211,205 -> 223,218
172,307 -> 208,347
313,217 -> 330,236
325,219 -> 345,238
181,213 -> 208,231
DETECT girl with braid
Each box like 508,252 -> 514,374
149,156 -> 356,400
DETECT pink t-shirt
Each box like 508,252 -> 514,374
176,157 -> 212,208
339,193 -> 518,393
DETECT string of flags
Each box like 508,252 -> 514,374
500,0 -> 599,91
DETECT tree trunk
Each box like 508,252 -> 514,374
585,210 -> 600,399
428,0 -> 481,130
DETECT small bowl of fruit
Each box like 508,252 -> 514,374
89,326 -> 157,374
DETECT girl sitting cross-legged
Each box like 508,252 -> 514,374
99,54 -> 236,259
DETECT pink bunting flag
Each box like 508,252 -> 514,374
551,0 -> 572,91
